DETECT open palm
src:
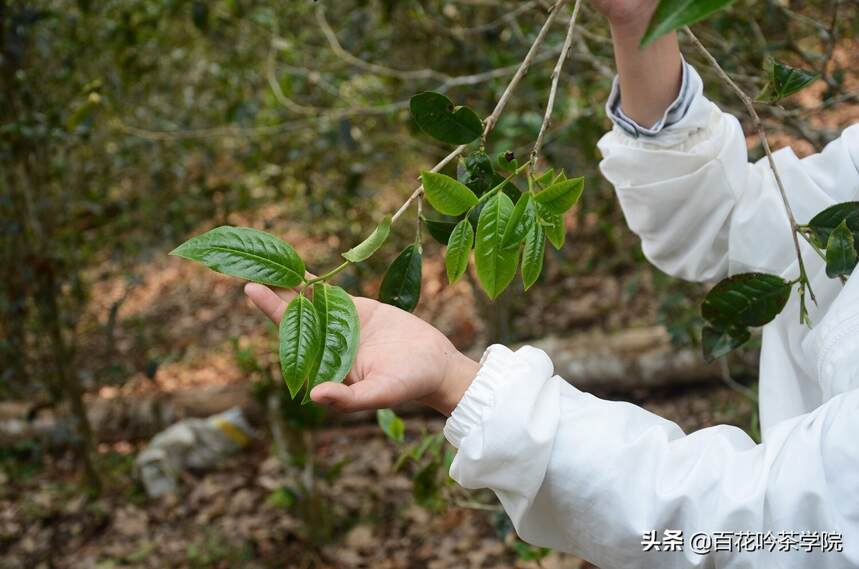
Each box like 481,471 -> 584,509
244,283 -> 476,415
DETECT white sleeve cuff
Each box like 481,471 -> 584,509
443,344 -> 554,449
605,59 -> 704,139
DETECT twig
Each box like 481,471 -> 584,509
119,44 -> 566,142
482,0 -> 569,136
684,27 -> 816,318
719,359 -> 757,403
315,5 -> 449,82
447,1 -> 540,36
821,0 -> 842,86
454,499 -> 503,512
531,0 -> 582,172
392,0 -> 570,224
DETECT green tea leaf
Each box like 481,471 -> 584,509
540,210 -> 566,250
825,220 -> 857,279
410,92 -> 483,145
534,169 -> 555,189
701,273 -> 793,329
422,215 -> 460,245
171,226 -> 305,287
445,219 -> 474,284
413,460 -> 442,509
492,172 -> 523,204
512,541 -> 552,562
475,193 -> 520,300
377,409 -> 405,444
521,224 -> 546,291
533,177 -> 584,215
502,192 -> 535,248
702,325 -> 751,363
342,216 -> 391,262
458,151 -> 495,196
379,244 -> 423,312
807,202 -> 859,248
279,295 -> 322,399
641,0 -> 737,47
757,59 -> 820,104
421,171 -> 479,216
306,284 -> 360,400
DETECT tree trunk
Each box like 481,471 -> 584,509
37,269 -> 101,494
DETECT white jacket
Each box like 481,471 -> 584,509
443,66 -> 859,568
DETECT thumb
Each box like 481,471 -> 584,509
244,282 -> 293,323
310,378 -> 404,413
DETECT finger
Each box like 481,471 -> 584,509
310,378 -> 404,413
272,271 -> 318,303
244,283 -> 293,323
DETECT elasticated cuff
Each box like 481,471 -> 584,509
443,345 -> 554,449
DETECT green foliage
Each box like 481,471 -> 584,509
308,284 -> 361,398
757,59 -> 820,104
521,224 -> 546,291
512,541 -> 552,562
377,409 -> 405,443
422,215 -> 459,245
641,0 -> 737,47
171,226 -> 305,288
421,171 -> 479,216
496,151 -> 519,173
342,216 -> 392,263
279,295 -> 323,398
806,202 -> 859,249
388,429 -> 450,511
702,325 -> 751,363
541,211 -> 566,250
700,273 -> 793,360
825,220 -> 857,279
475,193 -> 519,300
532,177 -> 584,215
267,487 -> 298,510
702,273 -> 793,328
410,92 -> 483,145
445,219 -> 474,284
459,151 -> 495,196
502,193 -> 535,248
379,244 -> 423,312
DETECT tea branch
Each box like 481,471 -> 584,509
531,0 -> 582,172
684,27 -> 817,322
393,0 -> 570,225
307,0 -> 572,288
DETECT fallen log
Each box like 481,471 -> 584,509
0,327 -> 733,445
515,326 -> 724,394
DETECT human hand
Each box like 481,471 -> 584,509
588,0 -> 658,31
588,0 -> 682,129
244,283 -> 479,416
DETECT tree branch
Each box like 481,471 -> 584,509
531,0 -> 582,172
392,0 -> 570,224
315,5 -> 450,82
684,27 -> 816,316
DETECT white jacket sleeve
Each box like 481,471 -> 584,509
598,65 -> 859,282
445,337 -> 859,568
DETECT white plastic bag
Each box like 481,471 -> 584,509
134,407 -> 254,497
